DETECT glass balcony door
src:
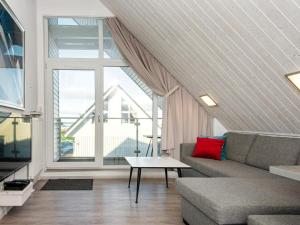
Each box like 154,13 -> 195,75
53,69 -> 96,162
103,67 -> 162,165
46,65 -> 103,168
46,64 -> 162,168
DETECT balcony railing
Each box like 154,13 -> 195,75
54,117 -> 162,164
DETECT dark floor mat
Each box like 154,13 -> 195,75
41,179 -> 93,190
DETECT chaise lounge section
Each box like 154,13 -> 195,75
247,215 -> 300,225
176,132 -> 300,225
177,177 -> 300,225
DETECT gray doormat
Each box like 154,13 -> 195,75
41,179 -> 93,190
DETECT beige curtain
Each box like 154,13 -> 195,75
106,17 -> 212,159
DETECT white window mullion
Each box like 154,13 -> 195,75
152,93 -> 158,157
95,67 -> 103,166
98,19 -> 104,59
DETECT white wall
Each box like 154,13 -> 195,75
36,0 -> 113,18
213,118 -> 228,136
0,0 -> 40,219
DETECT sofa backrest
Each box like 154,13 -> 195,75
180,143 -> 195,161
246,134 -> 300,170
225,132 -> 256,163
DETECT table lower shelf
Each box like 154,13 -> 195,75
0,182 -> 34,206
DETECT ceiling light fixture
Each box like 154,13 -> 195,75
286,72 -> 300,91
200,94 -> 217,107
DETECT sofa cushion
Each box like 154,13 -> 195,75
182,156 -> 277,178
181,168 -> 208,177
181,198 -> 220,225
192,138 -> 225,160
246,135 -> 300,170
297,154 -> 300,165
176,178 -> 300,225
199,135 -> 227,160
225,132 -> 256,163
248,215 -> 300,225
180,143 -> 195,161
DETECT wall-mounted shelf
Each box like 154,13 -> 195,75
0,182 -> 34,206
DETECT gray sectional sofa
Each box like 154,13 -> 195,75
248,215 -> 300,225
176,132 -> 300,225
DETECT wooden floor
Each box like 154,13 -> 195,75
0,178 -> 184,225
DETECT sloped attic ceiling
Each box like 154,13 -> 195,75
101,0 -> 300,134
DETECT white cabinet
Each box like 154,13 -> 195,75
0,182 -> 34,206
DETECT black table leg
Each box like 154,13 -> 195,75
145,139 -> 152,156
136,168 -> 142,203
165,168 -> 169,188
177,168 -> 182,178
128,167 -> 133,188
183,218 -> 189,225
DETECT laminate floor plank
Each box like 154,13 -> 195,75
0,178 -> 184,225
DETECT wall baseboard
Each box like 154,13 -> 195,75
41,169 -> 178,179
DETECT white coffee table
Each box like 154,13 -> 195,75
125,157 -> 191,203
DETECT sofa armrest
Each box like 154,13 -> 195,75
180,143 -> 195,161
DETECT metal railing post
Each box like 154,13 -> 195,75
57,118 -> 62,159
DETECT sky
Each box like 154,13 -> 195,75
57,66 -> 154,118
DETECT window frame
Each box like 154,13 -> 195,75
44,17 -> 159,169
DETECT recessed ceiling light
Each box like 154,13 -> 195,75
286,72 -> 300,91
200,94 -> 217,107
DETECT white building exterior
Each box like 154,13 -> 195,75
65,85 -> 156,158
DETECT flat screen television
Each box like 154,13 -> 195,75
0,112 -> 31,162
0,0 -> 25,109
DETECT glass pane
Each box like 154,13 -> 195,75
53,70 -> 95,162
0,114 -> 31,161
48,18 -> 99,58
103,67 -> 153,165
103,21 -> 123,59
103,118 -> 153,165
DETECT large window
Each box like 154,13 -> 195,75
48,18 -> 122,59
46,17 -> 162,167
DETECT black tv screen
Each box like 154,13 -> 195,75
0,0 -> 25,109
0,112 -> 31,162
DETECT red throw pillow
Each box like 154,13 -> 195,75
192,137 -> 225,160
